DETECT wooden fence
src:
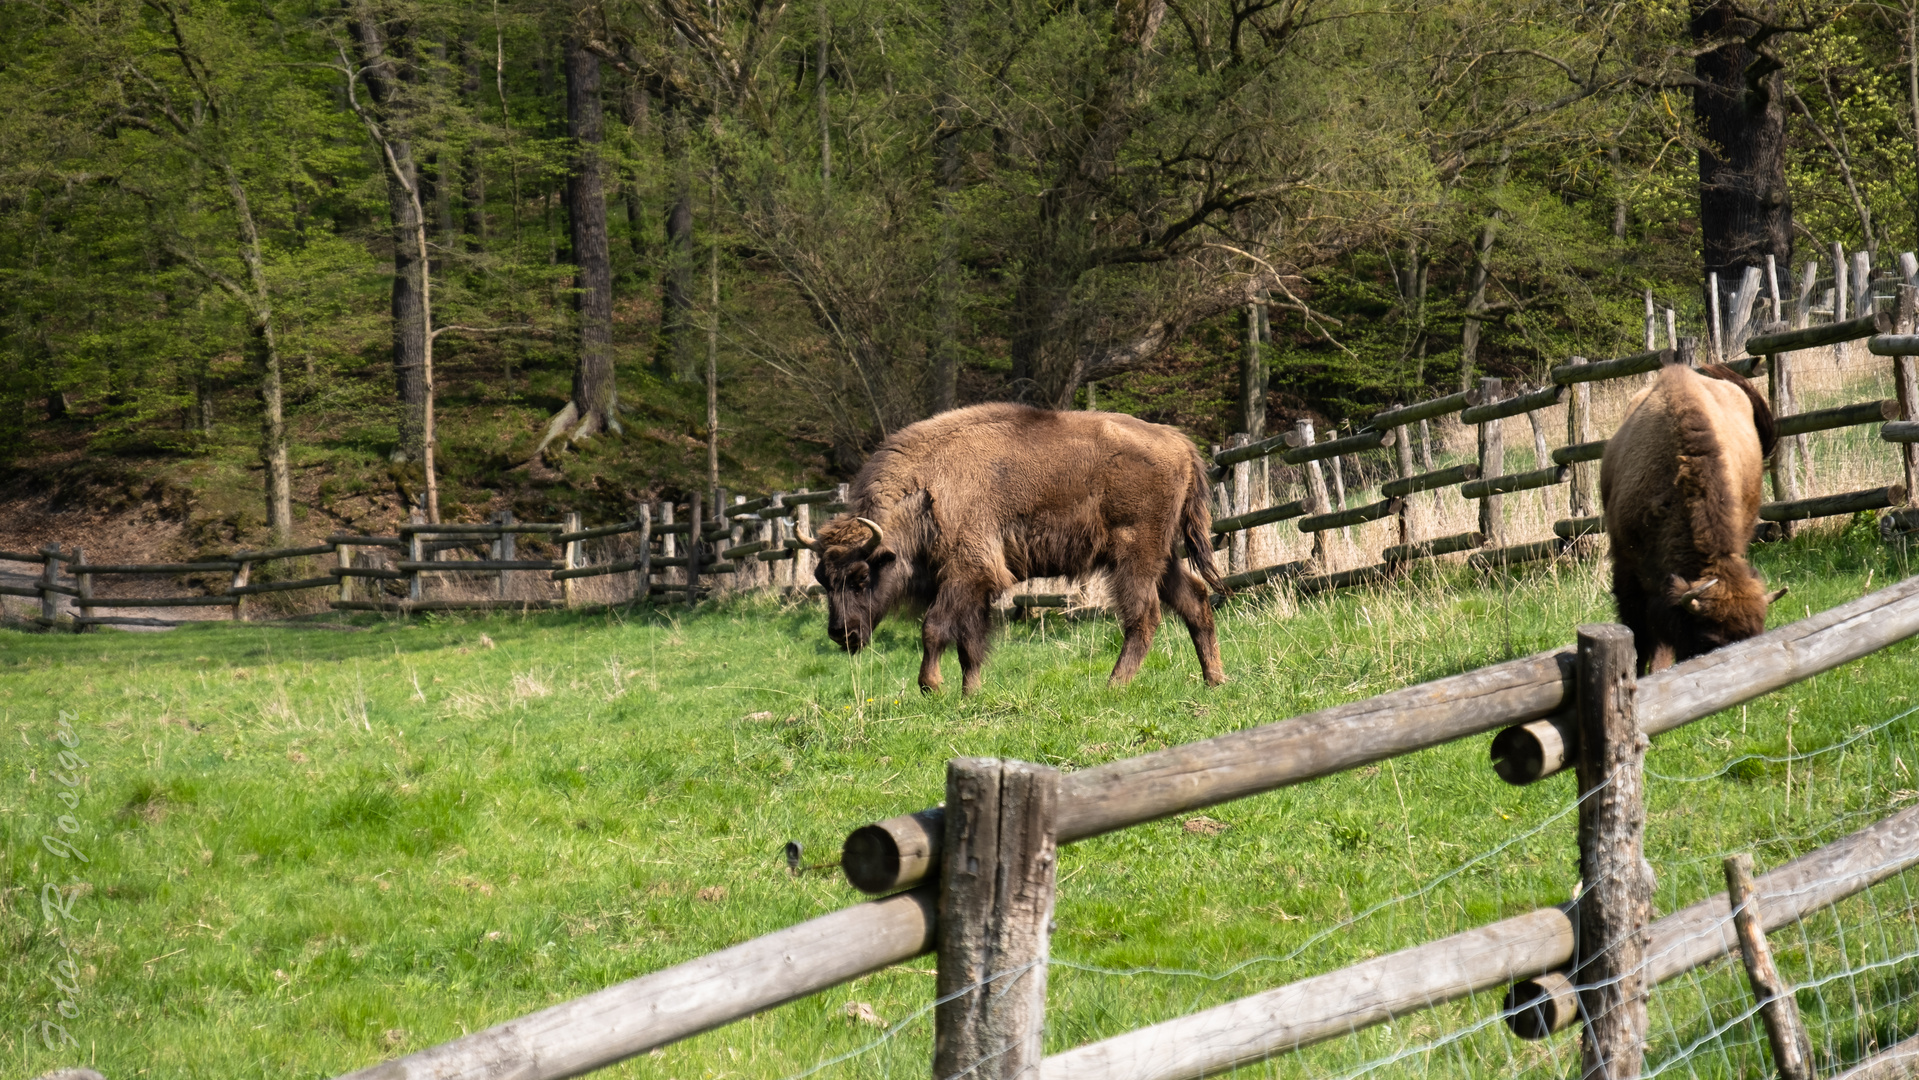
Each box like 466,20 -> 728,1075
8,250 -> 1916,628
326,569 -> 1919,1080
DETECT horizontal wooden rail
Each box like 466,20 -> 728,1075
1553,515 -> 1604,539
1552,440 -> 1607,465
1461,466 -> 1568,500
1211,500 -> 1309,535
1038,803 -> 1919,1080
397,560 -> 562,573
721,540 -> 771,560
1830,1033 -> 1919,1080
1281,428 -> 1394,466
724,497 -> 772,517
333,889 -> 939,1080
1013,594 -> 1070,608
83,596 -> 234,608
551,560 -> 644,581
1885,422 -> 1919,443
780,490 -> 841,506
1760,484 -> 1906,522
331,599 -> 565,613
1296,563 -> 1390,594
1468,539 -> 1563,570
1367,389 -> 1480,429
653,556 -> 692,568
397,523 -> 564,536
1492,572 -> 1919,783
1747,312 -> 1891,355
229,576 -> 338,596
1460,383 -> 1564,425
326,534 -> 404,548
554,519 -> 645,543
0,583 -> 42,598
1297,498 -> 1400,533
1213,431 -> 1291,468
1382,530 -> 1483,564
68,562 -> 240,574
1220,559 -> 1310,591
1551,348 -> 1668,385
1870,335 -> 1919,357
74,615 -> 192,628
0,548 -> 48,563
1775,399 -> 1899,438
1041,911 -> 1574,1080
332,566 -> 405,580
230,543 -> 338,561
757,548 -> 796,562
842,644 -> 1578,892
1381,463 -> 1479,499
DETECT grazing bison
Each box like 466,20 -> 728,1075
1601,362 -> 1787,672
799,403 -> 1226,694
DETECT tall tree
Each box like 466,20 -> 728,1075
1690,0 -> 1796,280
342,1 -> 431,466
538,11 -> 621,453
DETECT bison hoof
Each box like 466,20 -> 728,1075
918,682 -> 939,695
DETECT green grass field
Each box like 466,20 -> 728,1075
5,519 -> 1919,1080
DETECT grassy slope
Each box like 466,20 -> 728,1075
4,523 -> 1918,1080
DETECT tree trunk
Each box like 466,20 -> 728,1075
931,0 -> 964,415
1239,297 -> 1268,438
460,40 -> 487,250
1691,0 -> 1793,283
344,6 -> 429,465
226,170 -> 291,545
541,28 -> 618,450
622,81 -> 650,263
657,106 -> 696,379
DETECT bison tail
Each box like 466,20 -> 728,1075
1182,462 -> 1227,595
1699,363 -> 1778,458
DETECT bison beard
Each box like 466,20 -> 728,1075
802,404 -> 1226,695
1601,363 -> 1786,673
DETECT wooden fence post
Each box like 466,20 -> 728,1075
1834,243 -> 1849,321
75,549 -> 93,630
1709,271 -> 1725,362
1297,419 -> 1332,569
495,510 -> 516,599
934,758 -> 1059,1080
1895,285 -> 1919,506
407,508 -> 425,604
730,494 -> 747,593
1567,358 -> 1594,525
562,512 -> 581,608
1525,398 -> 1556,521
769,493 -> 788,591
1795,261 -> 1816,330
1229,433 -> 1251,574
792,499 -> 812,593
1724,853 -> 1815,1080
1574,623 -> 1652,1080
1393,420 -> 1417,550
230,558 -> 251,621
1644,288 -> 1657,350
38,545 -> 63,625
336,542 -> 354,604
635,502 -> 653,603
687,492 -> 703,609
1478,377 -> 1504,549
1770,337 -> 1802,538
1852,250 -> 1873,321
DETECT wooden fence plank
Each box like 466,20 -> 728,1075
1724,854 -> 1815,1080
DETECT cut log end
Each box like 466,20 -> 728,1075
1504,969 -> 1579,1040
1490,714 -> 1576,785
843,808 -> 945,894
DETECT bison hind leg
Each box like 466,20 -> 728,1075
1160,561 -> 1224,686
1610,564 -> 1664,676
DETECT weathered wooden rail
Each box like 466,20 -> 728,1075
326,568 -> 1919,1080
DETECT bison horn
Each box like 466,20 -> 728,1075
791,524 -> 824,552
1674,578 -> 1720,604
1764,585 -> 1789,605
854,517 -> 885,556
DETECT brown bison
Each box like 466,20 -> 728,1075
799,403 -> 1226,694
1601,362 -> 1787,672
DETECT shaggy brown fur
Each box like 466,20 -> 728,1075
1601,363 -> 1782,673
809,403 -> 1225,695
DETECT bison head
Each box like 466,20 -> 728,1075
801,516 -> 902,654
1660,571 -> 1788,665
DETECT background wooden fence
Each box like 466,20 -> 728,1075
6,248 -> 1917,628
322,570 -> 1919,1080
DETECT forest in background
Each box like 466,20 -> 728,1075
0,0 -> 1912,548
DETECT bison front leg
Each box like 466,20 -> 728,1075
1107,574 -> 1165,687
917,617 -> 949,693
